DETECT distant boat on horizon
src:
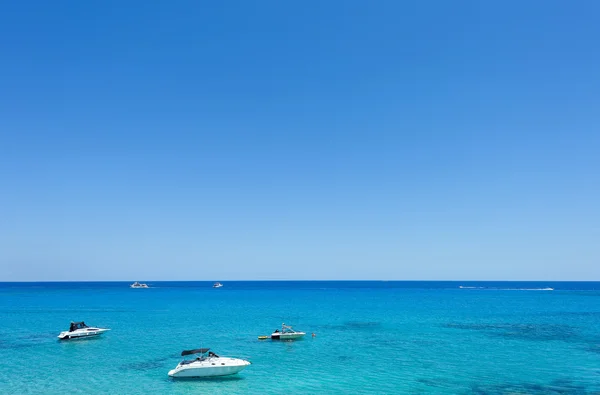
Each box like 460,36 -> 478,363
213,282 -> 223,288
459,285 -> 554,291
131,282 -> 149,288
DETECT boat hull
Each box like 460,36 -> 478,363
271,332 -> 305,340
168,358 -> 250,378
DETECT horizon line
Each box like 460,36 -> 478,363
1,279 -> 599,283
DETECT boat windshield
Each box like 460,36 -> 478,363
281,324 -> 297,333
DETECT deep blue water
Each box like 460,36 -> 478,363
0,281 -> 599,394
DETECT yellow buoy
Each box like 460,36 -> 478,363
258,336 -> 268,340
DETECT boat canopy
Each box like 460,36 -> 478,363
70,321 -> 88,331
181,348 -> 210,356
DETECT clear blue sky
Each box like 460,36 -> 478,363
1,1 -> 599,281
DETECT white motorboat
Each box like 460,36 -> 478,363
168,348 -> 250,378
271,323 -> 305,340
57,321 -> 110,340
213,282 -> 223,288
130,282 -> 149,288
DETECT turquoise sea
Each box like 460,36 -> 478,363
1,281 -> 599,394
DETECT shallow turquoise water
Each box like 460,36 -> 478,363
0,282 -> 599,394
